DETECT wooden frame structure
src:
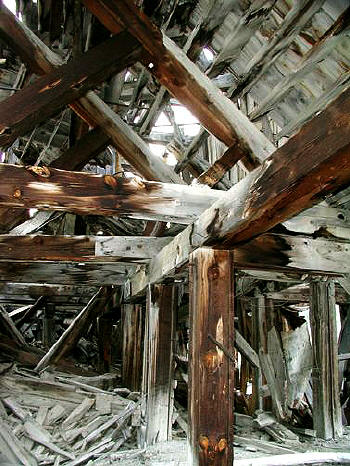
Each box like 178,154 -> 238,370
0,1 -> 349,464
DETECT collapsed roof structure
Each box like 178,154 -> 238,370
0,0 -> 349,464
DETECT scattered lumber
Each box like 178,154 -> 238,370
235,452 -> 350,465
35,287 -> 113,371
0,365 -> 140,465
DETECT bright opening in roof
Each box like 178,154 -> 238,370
3,0 -> 22,18
202,47 -> 214,63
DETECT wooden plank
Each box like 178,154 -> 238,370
0,305 -> 26,347
0,283 -> 98,297
0,235 -> 172,262
97,312 -> 114,373
0,6 -> 182,184
310,279 -> 342,439
0,165 -> 223,223
143,284 -> 176,445
35,287 -> 113,371
82,0 -> 276,170
122,304 -> 143,391
0,31 -> 142,148
188,248 -> 234,465
235,329 -> 260,368
0,262 -> 131,286
127,87 -> 350,298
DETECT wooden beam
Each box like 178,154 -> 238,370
82,0 -> 276,170
0,5 -> 182,184
0,305 -> 26,347
122,304 -> 143,391
50,127 -> 111,171
0,31 -> 143,148
143,284 -> 176,445
35,287 -> 113,371
0,235 -> 172,262
188,248 -> 234,465
128,88 -> 350,298
0,262 -> 132,286
310,279 -> 342,439
0,165 -> 223,223
235,329 -> 260,369
0,283 -> 98,297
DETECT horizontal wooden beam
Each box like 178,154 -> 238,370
0,235 -> 172,262
127,88 -> 350,297
0,262 -> 133,285
82,0 -> 276,170
0,165 -> 223,223
0,283 -> 99,297
0,31 -> 142,148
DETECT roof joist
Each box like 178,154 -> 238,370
81,0 -> 276,170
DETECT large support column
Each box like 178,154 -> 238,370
122,304 -> 143,391
143,284 -> 176,445
188,248 -> 235,466
310,279 -> 342,439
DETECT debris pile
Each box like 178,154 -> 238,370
0,364 -> 140,465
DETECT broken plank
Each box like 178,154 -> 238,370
0,305 -> 26,347
0,165 -> 223,223
35,287 -> 114,371
235,330 -> 260,369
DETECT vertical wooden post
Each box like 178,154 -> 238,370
42,303 -> 55,349
188,248 -> 234,466
97,312 -> 114,373
310,278 -> 342,439
122,303 -> 143,391
251,292 -> 264,412
143,284 -> 176,445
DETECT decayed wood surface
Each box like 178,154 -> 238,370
82,0 -> 276,170
0,164 -> 223,223
188,248 -> 234,465
0,6 -> 182,184
0,305 -> 26,347
35,287 -> 113,371
0,31 -> 142,148
128,88 -> 350,298
310,280 -> 342,440
144,284 -> 176,445
0,235 -> 172,262
122,304 -> 143,391
0,262 -> 132,286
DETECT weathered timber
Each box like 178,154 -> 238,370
310,279 -> 342,439
127,88 -> 350,298
0,32 -> 143,148
188,248 -> 234,465
235,329 -> 260,369
51,127 -> 111,171
74,92 -> 183,183
266,283 -> 350,305
0,7 -> 182,184
122,304 -> 143,391
35,287 -> 113,371
143,284 -> 176,445
42,303 -> 55,349
14,296 -> 45,328
0,234 -> 173,264
82,0 -> 276,170
97,312 -> 114,373
0,3 -> 62,75
0,283 -> 98,297
0,262 -> 132,286
0,305 -> 26,347
0,165 -> 223,223
197,144 -> 249,187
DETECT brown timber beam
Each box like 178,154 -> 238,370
122,304 -> 143,391
128,87 -> 350,298
310,279 -> 343,439
81,0 -> 276,170
0,165 -> 222,223
189,248 -> 234,465
0,31 -> 142,148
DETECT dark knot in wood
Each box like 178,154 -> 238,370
199,435 -> 228,459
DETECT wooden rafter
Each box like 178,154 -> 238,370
81,0 -> 276,170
